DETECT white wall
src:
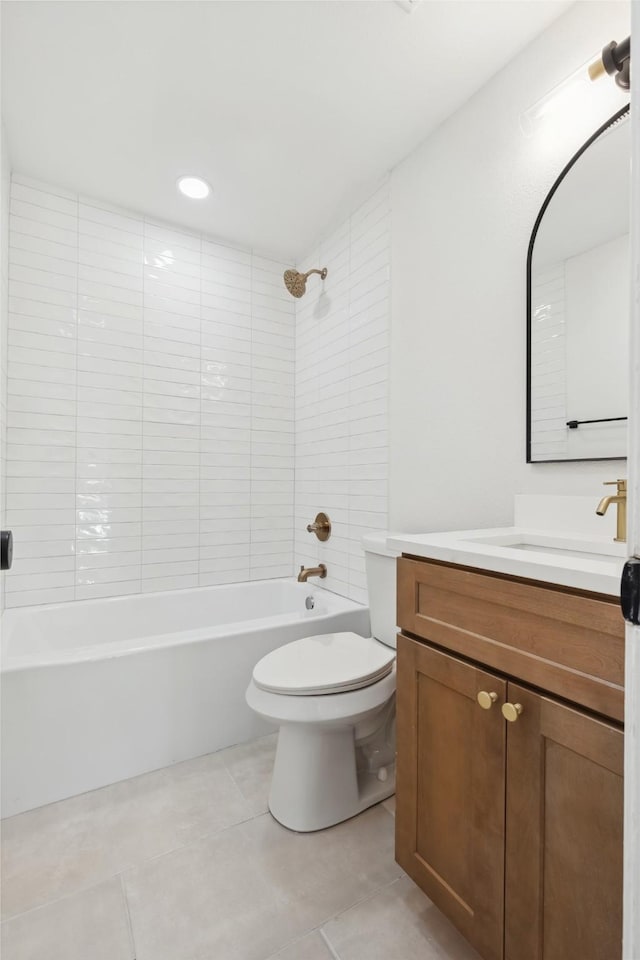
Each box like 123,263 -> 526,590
4,175 -> 295,607
294,182 -> 390,604
0,124 -> 10,613
390,1 -> 631,533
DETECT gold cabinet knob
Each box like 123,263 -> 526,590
477,691 -> 498,710
502,702 -> 524,723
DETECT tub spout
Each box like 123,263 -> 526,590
297,564 -> 327,583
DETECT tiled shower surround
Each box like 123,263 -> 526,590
4,174 -> 389,607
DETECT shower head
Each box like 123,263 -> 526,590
283,267 -> 328,298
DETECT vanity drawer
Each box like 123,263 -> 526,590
397,557 -> 625,722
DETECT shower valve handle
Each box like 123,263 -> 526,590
306,513 -> 331,542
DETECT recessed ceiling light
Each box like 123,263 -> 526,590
177,176 -> 211,200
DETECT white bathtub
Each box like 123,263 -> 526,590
0,580 -> 369,817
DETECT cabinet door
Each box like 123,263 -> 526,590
504,683 -> 623,960
396,636 -> 507,960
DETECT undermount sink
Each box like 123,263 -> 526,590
465,532 -> 626,564
386,527 -> 627,596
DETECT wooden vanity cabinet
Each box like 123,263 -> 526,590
395,557 -> 625,960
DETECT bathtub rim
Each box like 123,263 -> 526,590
1,579 -> 368,673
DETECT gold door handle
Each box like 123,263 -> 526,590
477,691 -> 498,710
502,702 -> 524,722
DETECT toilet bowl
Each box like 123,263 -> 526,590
245,533 -> 399,832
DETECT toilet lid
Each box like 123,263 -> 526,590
252,632 -> 395,696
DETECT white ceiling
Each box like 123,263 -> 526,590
2,0 -> 571,260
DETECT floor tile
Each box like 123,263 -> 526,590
1,750 -> 254,919
1,732 -> 475,960
221,732 -> 277,816
266,930 -> 335,960
0,878 -> 134,960
125,805 -> 401,960
239,804 -> 402,933
322,876 -> 481,960
124,822 -> 300,960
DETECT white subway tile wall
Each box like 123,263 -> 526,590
294,181 -> 390,604
5,175 -> 295,607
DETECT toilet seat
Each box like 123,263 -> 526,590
246,667 -> 396,728
252,632 -> 395,696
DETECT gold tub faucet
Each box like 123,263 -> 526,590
297,564 -> 327,583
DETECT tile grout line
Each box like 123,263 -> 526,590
1,872 -> 128,929
327,873 -> 404,925
316,874 -> 405,955
1,739 -> 278,924
262,872 -> 404,960
118,872 -> 138,960
2,793 -> 396,937
3,764 -> 400,956
261,927 -> 343,960
0,801 -> 271,927
319,927 -> 343,960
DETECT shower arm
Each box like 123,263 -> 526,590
303,268 -> 328,280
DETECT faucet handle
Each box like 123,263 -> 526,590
603,479 -> 627,491
306,512 -> 331,541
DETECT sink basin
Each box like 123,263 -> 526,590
386,527 -> 626,596
465,532 -> 626,564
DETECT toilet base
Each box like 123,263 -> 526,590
268,722 -> 396,832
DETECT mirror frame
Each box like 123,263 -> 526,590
526,102 -> 631,464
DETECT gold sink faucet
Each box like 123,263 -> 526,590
297,564 -> 327,583
596,479 -> 627,543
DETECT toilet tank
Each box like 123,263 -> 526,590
362,533 -> 401,650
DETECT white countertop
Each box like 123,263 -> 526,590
387,527 -> 626,597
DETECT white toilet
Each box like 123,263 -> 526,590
245,533 -> 399,832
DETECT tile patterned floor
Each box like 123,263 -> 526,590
1,734 -> 480,960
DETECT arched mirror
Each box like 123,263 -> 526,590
527,104 -> 630,463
